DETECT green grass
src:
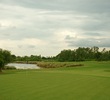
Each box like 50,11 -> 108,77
0,61 -> 110,100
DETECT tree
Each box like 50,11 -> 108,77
0,49 -> 11,72
11,54 -> 16,62
56,49 -> 72,61
56,46 -> 110,62
0,58 -> 4,71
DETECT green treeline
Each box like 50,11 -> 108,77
0,49 -> 12,71
13,46 -> 110,62
57,46 -> 110,61
1,46 -> 110,71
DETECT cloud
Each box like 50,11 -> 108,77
0,0 -> 110,56
65,35 -> 110,47
79,15 -> 110,31
82,32 -> 101,36
0,38 -> 50,55
1,0 -> 110,14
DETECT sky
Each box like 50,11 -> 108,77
0,0 -> 110,56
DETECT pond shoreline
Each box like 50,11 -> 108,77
6,63 -> 40,69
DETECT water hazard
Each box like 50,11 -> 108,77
7,63 -> 40,69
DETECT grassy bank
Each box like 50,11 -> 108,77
0,61 -> 110,100
37,62 -> 84,68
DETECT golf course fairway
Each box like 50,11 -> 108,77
0,61 -> 110,100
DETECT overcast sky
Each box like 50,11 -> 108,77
0,0 -> 110,56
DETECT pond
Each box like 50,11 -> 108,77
7,63 -> 40,69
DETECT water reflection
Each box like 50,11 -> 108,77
7,63 -> 40,69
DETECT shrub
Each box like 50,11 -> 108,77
3,66 -> 16,70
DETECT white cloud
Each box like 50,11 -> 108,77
0,38 -> 48,55
0,0 -> 110,56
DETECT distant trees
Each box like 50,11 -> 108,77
2,47 -> 110,65
15,55 -> 42,62
56,46 -> 110,62
15,55 -> 56,62
0,49 -> 12,72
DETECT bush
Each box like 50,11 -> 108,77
37,62 -> 84,68
3,66 -> 16,70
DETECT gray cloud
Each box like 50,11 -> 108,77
0,0 -> 110,56
1,0 -> 110,13
65,35 -> 110,47
18,45 -> 36,49
82,33 -> 101,36
80,18 -> 110,31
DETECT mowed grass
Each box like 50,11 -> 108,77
0,61 -> 110,100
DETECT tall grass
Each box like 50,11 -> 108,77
37,62 -> 84,68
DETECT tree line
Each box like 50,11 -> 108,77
12,46 -> 110,62
13,55 -> 56,62
56,46 -> 110,61
0,46 -> 110,71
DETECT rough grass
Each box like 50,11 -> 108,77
37,62 -> 84,68
0,61 -> 110,100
